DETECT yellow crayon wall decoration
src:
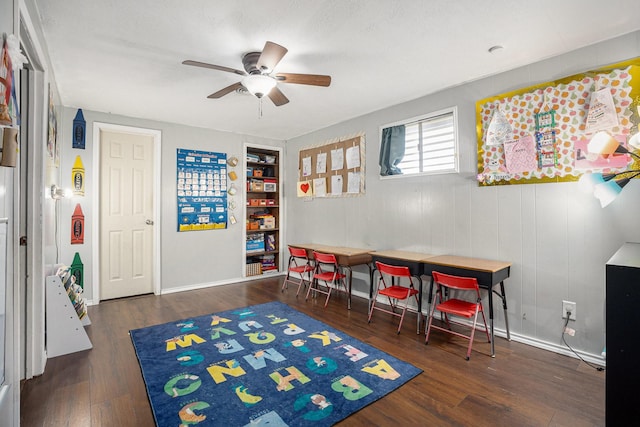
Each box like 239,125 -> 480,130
72,155 -> 85,196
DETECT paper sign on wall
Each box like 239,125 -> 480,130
331,148 -> 344,171
316,152 -> 327,174
297,180 -> 313,197
302,156 -> 312,177
331,175 -> 343,195
504,135 -> 537,174
585,88 -> 619,134
346,145 -> 361,169
574,133 -> 630,170
347,171 -> 360,193
313,178 -> 326,197
485,108 -> 512,146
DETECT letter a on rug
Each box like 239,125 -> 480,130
130,301 -> 421,426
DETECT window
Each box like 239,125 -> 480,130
379,107 -> 458,177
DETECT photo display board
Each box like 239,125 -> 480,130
297,134 -> 365,198
177,148 -> 227,231
476,58 -> 640,186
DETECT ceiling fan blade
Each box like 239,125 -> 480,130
257,41 -> 288,72
267,86 -> 290,106
207,82 -> 243,99
275,73 -> 331,87
183,60 -> 246,76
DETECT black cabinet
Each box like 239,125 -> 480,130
606,242 -> 640,424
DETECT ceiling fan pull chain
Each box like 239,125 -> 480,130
259,98 -> 263,118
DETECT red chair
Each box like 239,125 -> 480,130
368,261 -> 420,334
281,246 -> 314,296
425,271 -> 490,360
305,251 -> 347,307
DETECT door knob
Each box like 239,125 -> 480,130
145,219 -> 154,225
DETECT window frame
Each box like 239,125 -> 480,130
379,106 -> 459,179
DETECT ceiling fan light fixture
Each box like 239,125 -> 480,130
242,74 -> 277,98
183,41 -> 330,106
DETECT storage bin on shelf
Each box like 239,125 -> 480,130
263,178 -> 276,192
248,198 -> 276,207
246,233 -> 265,253
265,234 -> 276,251
249,179 -> 264,192
250,211 -> 275,229
246,262 -> 262,276
260,254 -> 277,273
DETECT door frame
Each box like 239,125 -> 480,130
92,123 -> 161,303
14,1 -> 50,379
19,10 -> 48,380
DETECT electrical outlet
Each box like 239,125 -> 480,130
562,300 -> 576,320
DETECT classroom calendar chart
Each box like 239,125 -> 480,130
176,149 -> 228,231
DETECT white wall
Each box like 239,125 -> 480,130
55,107 -> 283,300
285,31 -> 640,358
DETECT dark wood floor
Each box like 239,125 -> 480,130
21,277 -> 605,426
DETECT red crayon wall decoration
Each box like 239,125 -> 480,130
71,203 -> 84,244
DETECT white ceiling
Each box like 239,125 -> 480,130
33,0 -> 640,140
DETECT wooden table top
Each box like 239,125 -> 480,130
423,254 -> 511,272
369,250 -> 437,262
291,244 -> 372,257
290,245 -> 510,272
290,243 -> 327,252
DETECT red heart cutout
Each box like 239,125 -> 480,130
300,183 -> 310,193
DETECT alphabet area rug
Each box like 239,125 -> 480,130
130,301 -> 422,426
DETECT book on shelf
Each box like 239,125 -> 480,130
56,264 -> 88,320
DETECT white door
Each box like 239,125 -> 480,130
0,219 -> 12,424
99,130 -> 155,300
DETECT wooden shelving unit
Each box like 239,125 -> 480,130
244,146 -> 282,276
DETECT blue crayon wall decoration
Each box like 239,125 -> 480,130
72,109 -> 86,149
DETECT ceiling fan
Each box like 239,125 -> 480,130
182,41 -> 331,106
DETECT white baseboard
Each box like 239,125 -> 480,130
160,272 -> 287,295
351,288 -> 606,367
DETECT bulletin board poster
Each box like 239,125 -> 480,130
176,148 -> 227,231
297,133 -> 365,198
476,58 -> 640,186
